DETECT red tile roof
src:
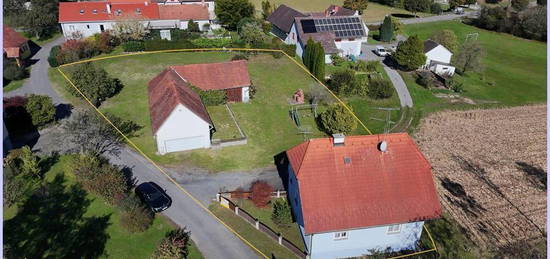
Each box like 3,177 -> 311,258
158,4 -> 209,20
286,133 -> 442,234
3,26 -> 28,58
148,68 -> 212,134
171,60 -> 251,91
59,2 -> 160,23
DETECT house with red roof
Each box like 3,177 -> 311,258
58,1 -> 215,39
3,26 -> 31,67
148,60 -> 251,154
285,133 -> 441,258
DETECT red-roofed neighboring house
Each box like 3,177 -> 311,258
285,133 -> 441,258
148,60 -> 251,154
3,26 -> 31,67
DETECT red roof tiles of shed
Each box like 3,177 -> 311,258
158,4 -> 209,20
148,68 -> 212,134
286,133 -> 442,234
171,60 -> 251,91
3,26 -> 28,58
59,2 -> 160,23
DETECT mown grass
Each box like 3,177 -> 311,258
208,105 -> 243,140
3,78 -> 26,93
209,203 -> 300,259
4,155 -> 203,259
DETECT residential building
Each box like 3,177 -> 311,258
268,5 -> 368,63
58,1 -> 216,39
424,39 -> 456,76
148,60 -> 251,154
3,26 -> 31,67
285,133 -> 442,259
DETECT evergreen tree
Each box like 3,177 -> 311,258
313,42 -> 325,80
303,38 -> 314,72
392,35 -> 426,70
261,0 -> 274,20
215,0 -> 255,30
379,16 -> 394,42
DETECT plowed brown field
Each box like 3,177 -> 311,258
415,105 -> 547,251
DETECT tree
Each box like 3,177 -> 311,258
379,16 -> 394,42
25,94 -> 56,128
449,0 -> 465,9
272,199 -> 292,225
215,0 -> 255,30
3,96 -> 34,135
368,78 -> 393,99
343,0 -> 369,14
68,63 -> 123,106
24,0 -> 59,39
403,0 -> 431,15
392,35 -> 426,70
330,69 -> 356,96
112,16 -> 148,42
238,21 -> 268,46
430,3 -> 443,14
518,6 -> 546,41
250,181 -> 273,207
319,103 -> 357,134
3,61 -> 28,81
187,19 -> 200,32
119,195 -> 154,232
152,228 -> 191,259
453,40 -> 484,74
261,0 -> 274,20
303,39 -> 325,80
19,146 -> 41,178
512,0 -> 529,10
56,109 -> 125,157
391,17 -> 403,35
537,0 -> 546,5
430,30 -> 458,53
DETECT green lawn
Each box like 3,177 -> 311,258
25,32 -> 62,46
209,203 -> 300,259
3,78 -> 26,93
234,198 -> 306,251
4,155 -> 203,259
208,105 -> 243,140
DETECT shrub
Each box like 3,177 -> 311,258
392,35 -> 426,70
416,71 -> 433,88
430,3 -> 443,14
330,54 -> 346,66
319,103 -> 357,134
307,83 -> 332,105
191,38 -> 232,48
122,41 -> 145,52
119,195 -> 154,233
231,53 -> 249,60
366,61 -> 379,72
189,85 -> 226,106
281,44 -> 296,57
272,198 -> 292,225
144,40 -> 196,51
89,31 -> 119,53
3,62 -> 27,81
56,39 -> 99,65
330,69 -> 356,96
25,94 -> 56,128
151,228 -> 190,259
352,75 -> 369,96
354,60 -> 368,72
250,181 -> 273,208
48,45 -> 61,67
447,78 -> 464,93
368,78 -> 393,99
187,19 -> 200,32
67,63 -> 123,106
3,164 -> 28,207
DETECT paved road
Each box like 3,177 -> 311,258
365,11 -> 478,26
5,37 -> 66,104
9,36 -> 262,258
361,44 -> 413,108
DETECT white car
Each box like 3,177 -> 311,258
374,46 -> 389,57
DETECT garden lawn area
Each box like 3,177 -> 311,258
234,198 -> 306,251
403,20 -> 547,106
3,155 -> 203,259
25,32 -> 62,46
3,78 -> 26,93
209,203 -> 300,259
52,52 -> 334,172
208,105 -> 242,140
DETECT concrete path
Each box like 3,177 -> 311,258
5,37 -> 66,104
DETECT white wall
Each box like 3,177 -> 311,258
284,24 -> 299,45
425,45 -> 452,65
155,104 -> 211,154
309,222 -> 425,259
180,20 -> 211,31
241,87 -> 250,102
61,22 -> 114,38
334,39 -> 362,57
433,64 -> 456,76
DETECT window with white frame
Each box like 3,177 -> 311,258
334,231 -> 348,240
387,224 -> 401,234
69,25 -> 75,31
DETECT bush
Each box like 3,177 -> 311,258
352,75 -> 369,96
25,94 -> 56,128
272,199 -> 292,225
144,39 -> 196,51
368,78 -> 393,99
354,60 -> 368,72
430,3 -> 443,14
319,103 -> 357,134
122,41 -> 145,52
119,195 -> 154,233
56,39 -> 100,65
67,63 -> 123,106
447,78 -> 464,93
366,61 -> 379,72
250,181 -> 273,208
3,62 -> 27,81
152,228 -> 191,259
89,31 -> 119,53
330,69 -> 356,96
191,38 -> 232,48
330,54 -> 346,66
231,53 -> 249,60
416,71 -> 433,88
281,44 -> 296,57
48,45 -> 61,67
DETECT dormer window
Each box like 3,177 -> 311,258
79,9 -> 85,14
92,9 -> 98,14
115,9 -> 122,15
136,8 -> 141,14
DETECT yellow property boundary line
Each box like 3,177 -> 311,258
57,48 -> 436,259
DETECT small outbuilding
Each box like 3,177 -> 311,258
423,40 -> 456,76
3,26 -> 31,67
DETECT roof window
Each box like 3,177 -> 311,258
79,9 -> 85,14
115,9 -> 122,16
136,8 -> 142,14
344,157 -> 352,165
92,9 -> 98,14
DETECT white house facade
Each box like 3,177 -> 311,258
424,40 -> 456,76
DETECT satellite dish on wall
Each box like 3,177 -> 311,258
378,141 -> 388,152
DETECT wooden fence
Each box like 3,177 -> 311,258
216,193 -> 307,259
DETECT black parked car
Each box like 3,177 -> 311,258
135,182 -> 172,213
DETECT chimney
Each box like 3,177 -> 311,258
144,1 -> 148,6
201,0 -> 205,6
332,133 -> 345,147
106,3 -> 111,14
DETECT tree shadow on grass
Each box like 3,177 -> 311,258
4,174 -> 111,258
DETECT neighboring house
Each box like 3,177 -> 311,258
423,40 -> 456,76
285,133 -> 442,259
3,26 -> 31,67
148,60 -> 251,154
153,0 -> 216,14
267,5 -> 368,64
58,1 -> 215,39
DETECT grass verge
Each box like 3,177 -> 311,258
3,78 -> 26,93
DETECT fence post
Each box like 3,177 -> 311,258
216,193 -> 220,202
235,206 -> 239,215
255,220 -> 260,230
277,190 -> 281,198
278,233 -> 283,245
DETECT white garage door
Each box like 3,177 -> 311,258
165,136 -> 206,153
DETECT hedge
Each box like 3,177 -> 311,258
144,40 -> 197,51
191,38 -> 233,48
122,41 -> 145,52
48,45 -> 61,67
